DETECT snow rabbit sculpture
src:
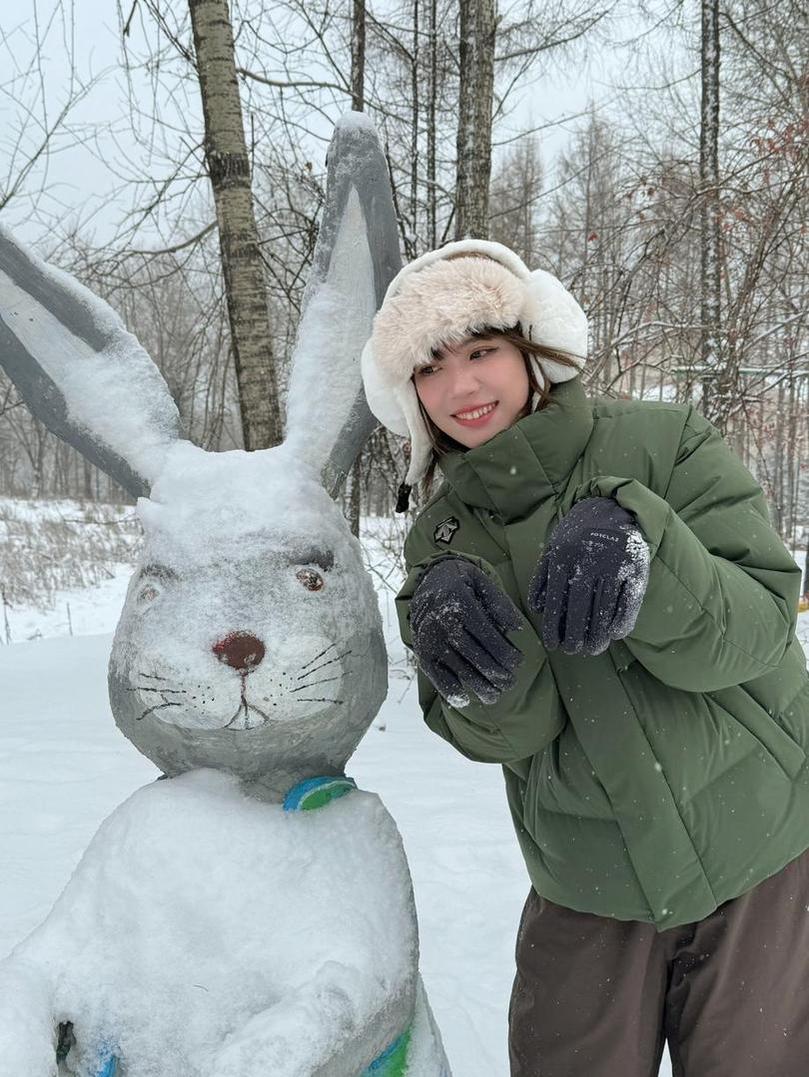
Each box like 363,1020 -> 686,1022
0,114 -> 450,1077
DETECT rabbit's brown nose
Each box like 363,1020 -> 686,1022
212,632 -> 266,672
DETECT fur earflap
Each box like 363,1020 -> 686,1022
370,256 -> 525,386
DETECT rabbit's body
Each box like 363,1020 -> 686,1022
0,114 -> 451,1076
4,770 -> 445,1077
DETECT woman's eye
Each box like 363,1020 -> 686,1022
417,365 -> 436,377
470,347 -> 495,360
296,568 -> 325,592
137,583 -> 161,605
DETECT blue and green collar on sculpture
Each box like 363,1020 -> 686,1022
283,774 -> 358,812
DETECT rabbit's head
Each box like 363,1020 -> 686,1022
108,443 -> 388,799
0,114 -> 402,800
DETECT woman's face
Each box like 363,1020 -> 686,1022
413,334 -> 531,449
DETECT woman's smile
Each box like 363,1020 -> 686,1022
453,401 -> 498,426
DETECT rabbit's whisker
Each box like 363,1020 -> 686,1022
138,701 -> 181,722
296,649 -> 352,680
290,675 -> 341,693
295,697 -> 343,705
299,642 -> 338,671
128,686 -> 186,696
138,673 -> 173,682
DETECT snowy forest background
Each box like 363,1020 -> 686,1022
1,0 -> 806,580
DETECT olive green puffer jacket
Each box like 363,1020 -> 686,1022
395,377 -> 809,930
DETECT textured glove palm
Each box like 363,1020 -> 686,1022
409,558 -> 524,708
528,496 -> 650,656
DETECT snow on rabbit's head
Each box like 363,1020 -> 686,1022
0,118 -> 396,800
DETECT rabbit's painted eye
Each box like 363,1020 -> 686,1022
137,583 -> 161,606
296,568 -> 324,592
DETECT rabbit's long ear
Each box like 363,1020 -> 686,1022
283,113 -> 401,497
0,227 -> 181,498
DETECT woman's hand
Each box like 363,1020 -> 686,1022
410,558 -> 524,707
528,497 -> 650,656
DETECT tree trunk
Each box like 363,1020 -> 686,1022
351,0 -> 365,110
700,0 -> 727,427
345,456 -> 362,539
411,0 -> 420,235
188,0 -> 281,450
774,379 -> 785,535
455,0 -> 496,239
83,458 -> 94,501
347,0 -> 367,537
427,0 -> 438,247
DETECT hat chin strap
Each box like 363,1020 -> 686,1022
528,354 -> 548,407
400,382 -> 434,487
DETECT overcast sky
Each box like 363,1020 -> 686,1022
0,0 -> 686,249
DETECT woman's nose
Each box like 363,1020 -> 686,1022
448,364 -> 483,397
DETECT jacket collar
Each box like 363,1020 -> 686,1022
437,377 -> 594,519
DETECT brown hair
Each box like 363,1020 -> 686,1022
413,325 -> 581,493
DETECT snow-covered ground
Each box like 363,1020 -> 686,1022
2,564 -> 134,642
0,515 -> 806,1076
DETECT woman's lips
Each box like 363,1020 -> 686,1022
453,401 -> 498,427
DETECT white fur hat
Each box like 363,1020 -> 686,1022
360,239 -> 588,486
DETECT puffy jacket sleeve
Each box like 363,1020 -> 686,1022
395,542 -> 563,765
574,408 -> 801,692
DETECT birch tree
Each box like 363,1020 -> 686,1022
351,0 -> 366,111
699,0 -> 727,425
188,0 -> 282,449
345,0 -> 367,538
455,0 -> 497,238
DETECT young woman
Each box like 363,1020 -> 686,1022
360,240 -> 809,1077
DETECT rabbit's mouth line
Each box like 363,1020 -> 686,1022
224,698 -> 272,731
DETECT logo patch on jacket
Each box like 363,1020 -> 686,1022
434,517 -> 459,544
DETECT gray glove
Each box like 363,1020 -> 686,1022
528,497 -> 650,656
409,558 -> 524,707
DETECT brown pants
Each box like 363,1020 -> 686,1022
508,848 -> 809,1076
